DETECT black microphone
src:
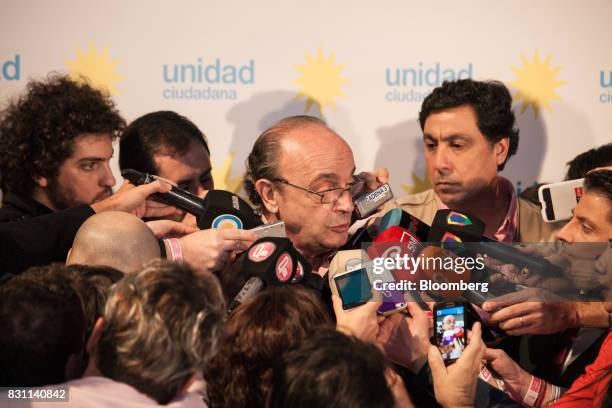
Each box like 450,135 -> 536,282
121,168 -> 262,230
339,227 -> 373,251
197,190 -> 262,230
428,209 -> 561,277
227,237 -> 312,314
121,168 -> 205,215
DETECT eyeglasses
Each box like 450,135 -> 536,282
273,176 -> 365,205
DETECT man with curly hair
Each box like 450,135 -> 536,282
0,74 -> 125,222
380,79 -> 561,242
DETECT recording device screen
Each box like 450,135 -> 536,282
435,304 -> 467,363
334,268 -> 373,310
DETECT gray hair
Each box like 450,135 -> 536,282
96,259 -> 225,404
244,115 -> 329,207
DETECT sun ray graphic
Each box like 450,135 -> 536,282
402,171 -> 431,195
509,51 -> 565,117
212,153 -> 243,194
292,49 -> 349,114
65,43 -> 125,96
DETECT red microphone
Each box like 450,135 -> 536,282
368,226 -> 423,283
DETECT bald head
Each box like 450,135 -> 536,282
67,211 -> 160,273
244,115 -> 351,207
278,122 -> 352,176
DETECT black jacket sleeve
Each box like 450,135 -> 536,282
0,205 -> 95,277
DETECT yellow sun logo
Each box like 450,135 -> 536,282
212,153 -> 244,194
293,49 -> 349,114
65,43 -> 125,96
509,51 -> 565,116
402,172 -> 431,195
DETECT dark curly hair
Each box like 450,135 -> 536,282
584,170 -> 612,223
204,286 -> 332,408
267,328 -> 395,408
565,143 -> 612,180
0,73 -> 125,196
119,110 -> 210,176
419,79 -> 519,171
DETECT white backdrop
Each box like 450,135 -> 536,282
1,0 -> 611,197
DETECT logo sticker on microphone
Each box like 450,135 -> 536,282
291,261 -> 305,283
447,211 -> 472,226
248,241 -> 276,262
212,214 -> 243,230
574,187 -> 583,202
276,253 -> 293,282
400,231 -> 420,246
441,232 -> 463,243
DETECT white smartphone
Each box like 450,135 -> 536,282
538,179 -> 584,223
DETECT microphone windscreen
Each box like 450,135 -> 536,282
239,237 -> 311,287
377,208 -> 430,242
369,226 -> 423,282
339,227 -> 373,251
198,190 -> 263,230
428,209 -> 485,242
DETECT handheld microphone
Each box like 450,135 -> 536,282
227,237 -> 312,314
339,227 -> 373,251
427,209 -> 485,243
197,190 -> 262,230
353,184 -> 394,219
121,168 -> 262,230
368,226 -> 424,282
377,208 -> 431,242
428,209 -> 562,277
369,226 -> 430,310
121,168 -> 205,215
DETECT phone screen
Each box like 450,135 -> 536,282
334,268 -> 372,310
435,304 -> 466,363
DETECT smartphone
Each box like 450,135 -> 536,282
375,267 -> 407,316
250,220 -> 286,239
334,267 -> 373,310
538,179 -> 584,223
434,301 -> 468,365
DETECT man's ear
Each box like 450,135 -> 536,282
255,179 -> 279,214
87,317 -> 105,354
494,138 -> 510,167
33,175 -> 49,188
175,373 -> 198,398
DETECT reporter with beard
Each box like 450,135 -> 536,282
0,74 -> 124,221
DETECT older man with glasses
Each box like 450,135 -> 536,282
244,115 -> 386,275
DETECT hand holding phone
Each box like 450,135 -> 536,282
331,291 -> 382,343
428,322 -> 486,408
434,301 -> 469,365
334,267 -> 373,310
